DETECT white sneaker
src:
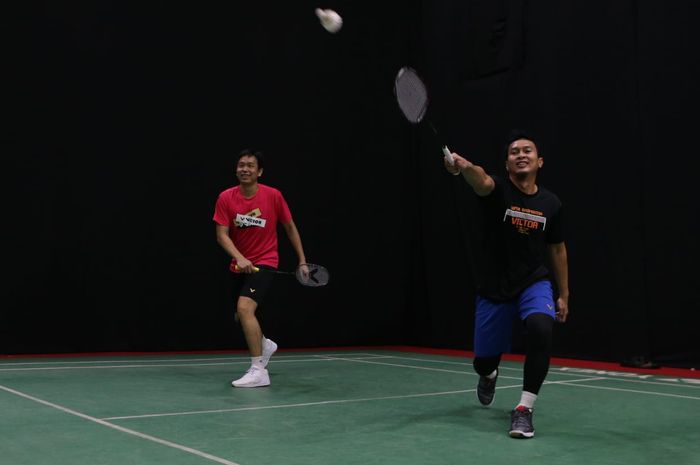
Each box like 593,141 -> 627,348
261,337 -> 278,368
231,367 -> 270,388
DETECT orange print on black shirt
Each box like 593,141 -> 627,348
503,205 -> 547,235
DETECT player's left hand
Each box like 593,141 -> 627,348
298,263 -> 310,281
555,297 -> 569,323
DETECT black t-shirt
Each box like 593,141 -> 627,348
475,175 -> 564,301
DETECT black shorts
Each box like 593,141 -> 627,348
230,265 -> 276,305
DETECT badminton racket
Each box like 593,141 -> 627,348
235,263 -> 330,287
394,66 -> 454,165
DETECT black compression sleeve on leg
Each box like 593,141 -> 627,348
473,354 -> 502,377
523,313 -> 554,395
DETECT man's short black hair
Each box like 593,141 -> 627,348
504,129 -> 541,157
237,148 -> 265,170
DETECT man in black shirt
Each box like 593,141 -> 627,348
445,129 -> 569,439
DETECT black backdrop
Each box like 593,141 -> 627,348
3,1 -> 699,366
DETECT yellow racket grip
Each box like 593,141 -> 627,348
234,264 -> 260,272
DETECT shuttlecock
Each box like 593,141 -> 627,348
315,8 -> 343,33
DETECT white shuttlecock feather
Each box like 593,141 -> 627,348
315,8 -> 343,33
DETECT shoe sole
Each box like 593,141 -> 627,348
231,377 -> 271,388
509,430 -> 535,439
232,382 -> 270,388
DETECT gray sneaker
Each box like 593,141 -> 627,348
509,406 -> 535,438
476,370 -> 498,406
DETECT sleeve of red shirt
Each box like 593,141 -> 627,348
276,190 -> 293,224
213,191 -> 231,226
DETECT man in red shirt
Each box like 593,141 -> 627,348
213,149 -> 308,387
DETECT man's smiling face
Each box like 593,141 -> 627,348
236,155 -> 262,185
505,139 -> 542,178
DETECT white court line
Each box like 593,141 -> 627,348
379,355 -> 700,388
550,381 -> 700,401
4,353 -> 698,426
317,355 -> 522,380
0,384 -> 241,465
4,351 -> 686,388
0,358 -> 251,367
102,385 -> 523,421
559,374 -> 700,390
4,352 -> 697,391
0,362 -> 247,372
0,353 -> 387,368
103,375 -> 692,421
0,355 -> 391,372
324,355 -> 700,396
105,377 -> 608,421
0,357 -> 244,367
5,352 -> 700,389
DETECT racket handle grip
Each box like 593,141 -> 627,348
234,265 -> 260,272
442,146 -> 455,165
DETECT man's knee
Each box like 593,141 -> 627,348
473,355 -> 501,376
526,313 -> 553,349
236,297 -> 258,320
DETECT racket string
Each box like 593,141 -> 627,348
395,68 -> 429,123
295,264 -> 330,287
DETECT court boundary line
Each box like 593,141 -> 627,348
0,353 -> 388,368
0,383 -> 242,465
101,385 -> 526,421
3,352 -> 699,389
4,352 -> 699,428
98,373 -> 700,422
545,380 -> 700,401
0,354 -> 390,372
322,354 -> 700,389
104,377 -> 622,422
3,345 -> 697,378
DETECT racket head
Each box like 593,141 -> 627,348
394,66 -> 429,123
295,263 -> 330,287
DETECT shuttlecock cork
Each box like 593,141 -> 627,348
315,8 -> 343,33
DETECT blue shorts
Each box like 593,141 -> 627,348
474,280 -> 556,357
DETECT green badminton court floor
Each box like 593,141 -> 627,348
1,349 -> 698,465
